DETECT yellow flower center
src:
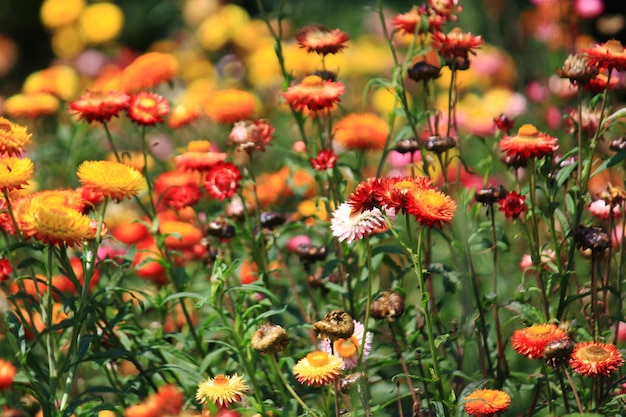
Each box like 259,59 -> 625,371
334,337 -> 358,358
393,180 -> 417,193
580,345 -> 610,361
138,97 -> 157,108
213,375 -> 229,387
527,324 -> 553,337
301,75 -> 324,88
517,124 -> 539,137
306,351 -> 330,367
187,140 -> 211,152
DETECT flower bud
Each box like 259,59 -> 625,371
371,291 -> 405,321
251,323 -> 289,353
313,310 -> 354,340
543,337 -> 574,368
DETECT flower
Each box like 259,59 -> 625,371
404,186 -> 456,228
196,374 -> 248,408
40,0 -> 85,29
282,75 -> 345,112
463,389 -> 511,416
391,7 -> 423,34
0,258 -> 12,282
313,310 -> 355,341
498,191 -> 527,219
511,324 -> 568,359
160,220 -> 203,250
0,117 -> 32,157
310,149 -> 338,171
584,39 -> 626,72
120,52 -> 179,92
204,89 -> 257,124
493,114 -> 514,134
127,92 -> 170,126
69,90 -> 130,123
431,28 -> 483,60
78,2 -> 124,44
570,341 -> 625,377
499,124 -> 558,159
0,157 -> 34,191
333,113 -> 389,151
0,359 -> 16,390
3,92 -> 60,119
330,202 -> 386,244
295,25 -> 349,55
321,320 -> 372,369
174,141 -> 227,171
557,53 -> 599,85
204,162 -> 241,201
293,350 -> 344,386
589,199 -> 621,220
77,160 -> 145,201
228,119 -> 274,152
168,105 -> 202,129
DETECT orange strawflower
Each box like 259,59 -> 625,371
196,374 -> 249,408
154,169 -> 201,210
77,160 -> 145,201
499,124 -> 559,160
204,89 -> 257,124
160,220 -> 203,250
293,350 -> 343,386
0,117 -> 31,157
3,92 -> 60,119
511,323 -> 568,359
570,341 -> 624,377
127,92 -> 170,126
392,7 -> 422,34
584,39 -> 626,71
282,75 -> 345,112
404,186 -> 456,228
0,359 -> 16,390
431,28 -> 483,60
120,52 -> 179,92
463,389 -> 511,416
154,385 -> 184,416
295,25 -> 349,55
174,141 -> 227,172
333,112 -> 389,151
69,90 -> 130,123
167,104 -> 202,128
0,157 -> 34,191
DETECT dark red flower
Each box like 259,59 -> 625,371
310,149 -> 338,171
583,40 -> 626,72
494,114 -> 514,134
498,191 -> 527,219
69,90 -> 130,123
127,92 -> 170,126
0,258 -> 12,282
205,162 -> 242,201
158,184 -> 202,210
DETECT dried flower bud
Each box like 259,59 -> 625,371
225,196 -> 255,221
543,337 -> 574,368
395,137 -> 421,154
575,225 -> 610,253
501,153 -> 527,169
206,217 -> 236,240
557,54 -> 598,85
260,211 -> 286,230
598,184 -> 626,206
424,135 -> 456,153
339,372 -> 364,393
408,61 -> 441,82
475,185 -> 507,205
494,114 -> 514,134
251,323 -> 290,353
295,244 -> 328,264
371,291 -> 405,321
609,137 -> 626,152
313,310 -> 354,340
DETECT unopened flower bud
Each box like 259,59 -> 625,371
424,135 -> 456,153
206,217 -> 236,240
251,323 -> 289,353
475,185 -> 507,205
395,137 -> 421,154
260,211 -> 286,230
575,225 -> 610,253
371,291 -> 405,321
408,62 -> 441,82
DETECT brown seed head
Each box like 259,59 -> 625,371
313,310 -> 354,340
371,291 -> 405,321
251,323 -> 289,353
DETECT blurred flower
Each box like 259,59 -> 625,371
295,25 -> 349,55
0,359 -> 16,390
429,0 -> 463,19
228,119 -> 274,153
557,53 -> 598,85
574,0 -> 604,18
570,341 -> 624,376
405,186 -> 456,228
498,191 -> 527,219
432,28 -> 483,61
0,117 -> 31,157
204,162 -> 241,201
0,258 -> 11,282
160,220 -> 203,250
282,75 -> 344,112
174,140 -> 227,171
584,39 -> 626,72
120,52 -> 179,92
463,389 -> 511,416
392,7 -> 430,35
511,324 -> 568,359
0,157 -> 34,191
330,202 -> 386,244
321,320 -> 372,369
69,90 -> 130,123
168,105 -> 202,129
293,350 -> 344,386
77,160 -> 145,201
204,89 -> 257,124
51,25 -> 84,58
23,65 -> 79,101
499,124 -> 559,159
196,374 -> 248,408
310,149 -> 338,171
4,92 -> 60,119
566,106 -> 601,139
333,113 -> 389,151
586,69 -> 620,92
588,199 -> 621,219
78,2 -> 124,45
371,291 -> 405,321
251,323 -> 289,353
40,0 -> 85,29
127,92 -> 170,126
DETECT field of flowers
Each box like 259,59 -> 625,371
0,0 -> 625,416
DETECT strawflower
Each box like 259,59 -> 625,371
310,149 -> 338,171
570,341 -> 624,377
77,160 -> 145,201
511,324 -> 568,359
3,92 -> 59,119
463,389 -> 511,416
295,25 -> 349,55
69,90 -> 130,123
282,75 -> 345,112
0,258 -> 11,282
498,191 -> 527,219
168,104 -> 202,129
583,39 -> 626,72
0,359 -> 16,390
204,162 -> 241,201
293,350 -> 344,386
431,28 -> 483,60
0,117 -> 31,157
127,92 -> 170,126
174,141 -> 227,172
0,157 -> 34,191
321,320 -> 372,369
499,124 -> 558,159
228,119 -> 274,153
120,51 -> 179,92
404,186 -> 457,228
330,202 -> 387,244
333,113 -> 389,151
204,89 -> 257,124
196,374 -> 248,408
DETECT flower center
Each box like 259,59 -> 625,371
393,180 -> 417,193
187,140 -> 211,152
307,351 -> 330,367
213,375 -> 229,387
581,345 -> 610,361
517,124 -> 539,137
301,75 -> 324,88
604,40 -> 624,54
528,324 -> 553,337
138,97 -> 157,108
334,337 -> 358,358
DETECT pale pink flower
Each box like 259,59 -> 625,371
330,203 -> 386,244
589,199 -> 621,220
321,320 -> 372,369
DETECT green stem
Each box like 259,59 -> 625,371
102,121 -> 121,162
268,354 -> 320,417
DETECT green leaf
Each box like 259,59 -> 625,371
504,301 -> 546,324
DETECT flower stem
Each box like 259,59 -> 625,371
267,354 -> 321,417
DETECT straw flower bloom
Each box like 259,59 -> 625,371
120,52 -> 179,92
174,141 -> 227,172
3,92 -> 59,119
0,157 -> 34,191
40,0 -> 85,29
293,350 -> 344,386
391,7 -> 422,34
282,75 -> 345,112
69,90 -> 130,123
168,105 -> 202,129
204,89 -> 257,124
295,25 -> 349,55
511,324 -> 568,359
432,28 -> 483,60
499,124 -> 558,160
0,117 -> 32,157
498,191 -> 527,219
196,374 -> 248,408
77,160 -> 145,201
331,202 -> 386,244
404,186 -> 456,228
463,389 -> 511,416
333,113 -> 389,151
570,341 -> 624,377
583,39 -> 626,72
78,2 -> 124,44
0,359 -> 16,390
127,92 -> 170,126
321,320 -> 372,369
310,149 -> 338,171
204,162 -> 241,201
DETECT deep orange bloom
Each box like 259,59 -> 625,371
203,89 -> 257,124
295,25 -> 349,55
160,220 -> 203,250
120,52 -> 179,92
584,40 -> 626,71
282,75 -> 345,112
511,324 -> 568,359
0,117 -> 32,157
154,385 -> 184,416
431,28 -> 483,59
463,389 -> 511,416
0,359 -> 16,390
586,69 -> 621,92
499,124 -> 558,159
69,90 -> 130,123
570,341 -> 624,377
404,186 -> 456,228
127,92 -> 170,126
111,219 -> 150,245
333,113 -> 389,151
154,169 -> 201,210
167,104 -> 202,128
3,92 -> 59,119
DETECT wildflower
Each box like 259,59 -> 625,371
498,191 -> 526,219
557,53 -> 599,85
432,28 -> 483,61
204,89 -> 257,124
78,2 -> 124,44
282,75 -> 345,112
404,187 -> 457,228
321,320 -> 372,369
0,359 -> 16,390
463,389 -> 511,416
570,341 -> 624,377
127,92 -> 170,126
293,350 -> 344,386
77,160 -> 145,201
499,124 -> 558,160
69,90 -> 130,123
0,258 -> 11,282
168,105 -> 202,129
313,310 -> 355,341
583,39 -> 626,72
0,157 -> 34,191
120,52 -> 179,92
40,0 -> 85,29
330,202 -> 386,244
310,149 -> 338,171
566,106 -> 601,139
493,114 -> 514,134
371,291 -> 405,321
196,374 -> 248,408
333,113 -> 389,151
295,25 -> 349,55
228,119 -> 274,153
251,323 -> 289,353
511,324 -> 568,359
589,199 -> 620,219
3,92 -> 59,119
174,141 -> 227,172
154,385 -> 184,416
204,162 -> 241,201
586,69 -> 620,92
0,117 -> 31,157
543,338 -> 574,368
429,0 -> 463,19
391,7 -> 424,34
160,221 -> 203,250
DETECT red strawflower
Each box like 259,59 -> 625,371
511,324 -> 568,359
391,7 -> 423,34
158,183 -> 201,210
229,119 -> 275,153
295,25 -> 349,55
69,90 -> 130,123
570,341 -> 624,377
282,75 -> 345,112
498,191 -> 527,219
499,124 -> 559,159
428,0 -> 463,20
310,149 -> 338,171
78,186 -> 105,213
127,92 -> 170,126
205,162 -> 241,201
432,28 -> 483,60
583,39 -> 626,72
494,114 -> 514,134
585,70 -> 621,92
0,258 -> 12,282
